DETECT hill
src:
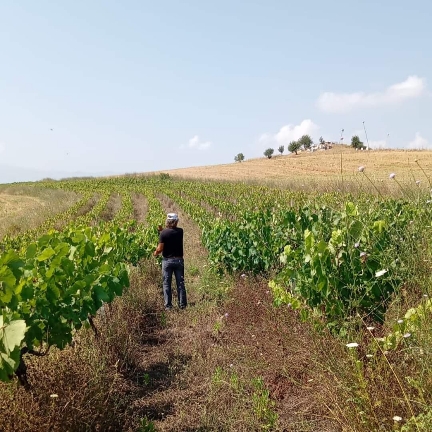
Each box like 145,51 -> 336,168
156,145 -> 432,185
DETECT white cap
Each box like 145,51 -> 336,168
166,213 -> 179,221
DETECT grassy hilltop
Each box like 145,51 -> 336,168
157,145 -> 432,186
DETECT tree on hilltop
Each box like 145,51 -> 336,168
234,153 -> 245,162
288,140 -> 301,155
298,135 -> 313,150
278,145 -> 284,155
351,135 -> 365,149
264,148 -> 274,159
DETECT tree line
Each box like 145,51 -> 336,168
234,134 -> 367,162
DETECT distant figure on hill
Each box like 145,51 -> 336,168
153,213 -> 187,310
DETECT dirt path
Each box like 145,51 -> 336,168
122,195 -> 341,431
125,195 -> 216,429
131,193 -> 148,223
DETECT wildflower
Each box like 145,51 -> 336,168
354,242 -> 360,248
50,394 -> 59,398
397,319 -> 404,324
359,251 -> 367,257
229,363 -> 234,368
416,180 -> 421,186
346,342 -> 359,348
375,269 -> 387,277
224,313 -> 229,318
366,354 -> 373,358
241,273 -> 246,278
403,333 -> 411,338
358,166 -> 365,172
423,294 -> 428,298
393,416 -> 402,422
389,173 -> 396,179
366,326 -> 375,331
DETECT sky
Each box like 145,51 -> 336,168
1,0 -> 431,183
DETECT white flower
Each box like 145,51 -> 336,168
346,342 -> 359,348
366,354 -> 373,358
375,269 -> 387,277
366,326 -> 375,331
224,313 -> 229,318
397,319 -> 404,324
50,394 -> 59,398
389,173 -> 396,179
393,416 -> 402,422
229,363 -> 234,368
416,180 -> 421,185
423,294 -> 428,298
360,251 -> 367,257
358,166 -> 365,172
241,273 -> 246,278
354,242 -> 360,248
403,333 -> 411,338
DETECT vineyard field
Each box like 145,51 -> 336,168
1,170 -> 432,431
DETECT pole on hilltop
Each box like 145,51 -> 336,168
363,121 -> 370,151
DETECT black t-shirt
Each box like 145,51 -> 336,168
159,227 -> 184,258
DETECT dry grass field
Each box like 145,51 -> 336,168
0,185 -> 80,238
155,145 -> 432,186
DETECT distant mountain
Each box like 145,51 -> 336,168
0,164 -> 113,184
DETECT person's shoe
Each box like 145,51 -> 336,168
179,305 -> 187,310
165,306 -> 173,311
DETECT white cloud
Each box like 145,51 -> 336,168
0,143 -> 5,153
184,135 -> 212,151
261,119 -> 319,146
407,132 -> 430,149
317,76 -> 426,113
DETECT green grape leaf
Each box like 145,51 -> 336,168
37,247 -> 56,262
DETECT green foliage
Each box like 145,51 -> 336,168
277,145 -> 284,155
138,417 -> 157,432
298,134 -> 313,150
264,148 -> 274,159
288,140 -> 301,154
0,314 -> 26,381
159,173 -> 171,180
351,135 -> 365,149
251,377 -> 278,430
401,409 -> 432,431
270,200 -> 423,329
381,296 -> 432,350
234,153 -> 245,162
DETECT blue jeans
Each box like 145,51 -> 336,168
162,258 -> 187,309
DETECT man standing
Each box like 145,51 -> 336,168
154,213 -> 187,310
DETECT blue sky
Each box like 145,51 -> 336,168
1,0 -> 431,182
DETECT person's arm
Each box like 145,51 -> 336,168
154,242 -> 164,256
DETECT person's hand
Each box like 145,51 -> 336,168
153,250 -> 159,257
